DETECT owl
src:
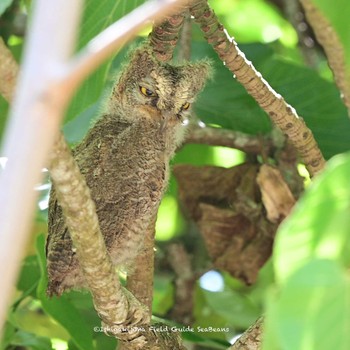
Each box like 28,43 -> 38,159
46,43 -> 211,296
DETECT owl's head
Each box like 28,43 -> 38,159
110,44 -> 211,128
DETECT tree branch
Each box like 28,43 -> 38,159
125,215 -> 158,317
184,124 -> 274,155
189,0 -> 326,177
149,1 -> 189,61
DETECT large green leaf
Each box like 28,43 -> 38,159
273,152 -> 350,284
7,329 -> 53,350
202,289 -> 260,329
36,235 -> 94,350
193,41 -> 273,134
263,259 -> 350,350
66,0 -> 144,122
258,58 -> 350,159
192,41 -> 350,159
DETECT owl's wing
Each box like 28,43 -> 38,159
46,116 -> 131,296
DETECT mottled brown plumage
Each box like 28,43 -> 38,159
46,44 -> 210,296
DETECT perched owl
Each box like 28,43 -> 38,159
46,44 -> 211,296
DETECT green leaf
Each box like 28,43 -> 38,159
9,330 -> 53,350
192,41 -> 350,159
66,0 -> 144,122
202,289 -> 260,329
274,152 -> 350,284
264,259 -> 350,350
152,274 -> 174,316
0,0 -> 13,16
12,255 -> 41,310
193,41 -> 273,134
0,95 -> 9,139
0,322 -> 16,350
16,255 -> 41,293
35,235 -> 94,350
257,58 -> 350,159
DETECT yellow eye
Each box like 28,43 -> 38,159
140,86 -> 156,97
182,102 -> 190,110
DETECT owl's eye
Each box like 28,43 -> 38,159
182,102 -> 190,110
140,86 -> 156,97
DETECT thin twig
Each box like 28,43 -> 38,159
178,12 -> 192,61
190,0 -> 326,177
184,125 -> 274,155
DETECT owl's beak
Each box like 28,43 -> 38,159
159,111 -> 173,132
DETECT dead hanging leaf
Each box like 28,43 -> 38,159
256,164 -> 296,223
173,163 -> 277,285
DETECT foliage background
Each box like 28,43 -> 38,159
1,0 -> 350,349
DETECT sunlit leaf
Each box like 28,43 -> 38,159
202,289 -> 260,329
264,259 -> 350,350
274,152 -> 350,284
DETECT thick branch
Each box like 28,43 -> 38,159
190,0 -> 325,177
126,215 -> 158,316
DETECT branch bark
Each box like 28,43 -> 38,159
149,1 -> 189,61
184,124 -> 274,155
300,0 -> 350,115
125,215 -> 158,316
229,317 -> 263,350
189,0 -> 326,177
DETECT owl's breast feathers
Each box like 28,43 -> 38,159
46,113 -> 174,295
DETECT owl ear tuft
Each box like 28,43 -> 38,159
128,43 -> 157,67
184,59 -> 213,94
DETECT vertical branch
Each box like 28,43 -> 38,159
178,12 -> 192,61
189,0 -> 326,177
126,215 -> 158,316
149,2 -> 188,61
